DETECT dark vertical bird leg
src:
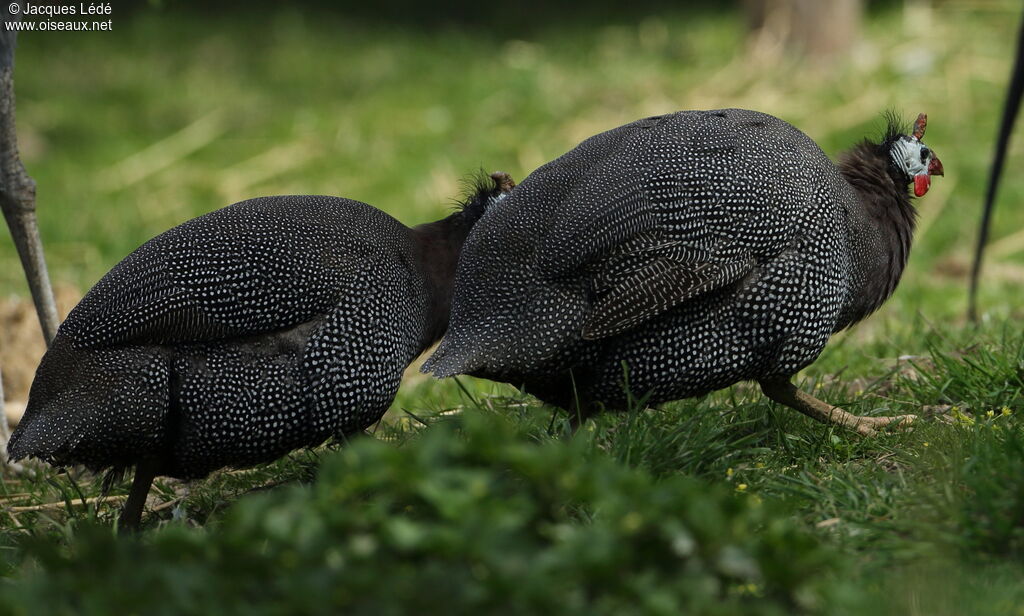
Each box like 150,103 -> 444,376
118,460 -> 158,533
566,407 -> 586,434
759,378 -> 915,437
969,11 -> 1024,321
564,370 -> 594,434
565,398 -> 608,434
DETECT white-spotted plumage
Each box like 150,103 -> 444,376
9,184 -> 503,481
424,109 -> 939,413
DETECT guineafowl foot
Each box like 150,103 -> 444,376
759,378 -> 916,437
118,460 -> 158,534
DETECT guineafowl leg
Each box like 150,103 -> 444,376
564,393 -> 605,433
759,378 -> 916,437
1,52 -> 60,345
566,406 -> 587,433
118,460 -> 158,533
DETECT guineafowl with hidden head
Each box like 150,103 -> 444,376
423,109 -> 943,435
7,171 -> 516,530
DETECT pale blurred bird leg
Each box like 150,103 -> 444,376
759,378 -> 916,437
1,198 -> 58,343
118,459 -> 158,533
0,34 -> 59,344
1,370 -> 26,474
0,368 -> 13,472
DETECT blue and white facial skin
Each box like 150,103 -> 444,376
890,113 -> 944,197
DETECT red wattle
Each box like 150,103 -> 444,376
914,174 -> 930,197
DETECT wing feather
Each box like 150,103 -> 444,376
582,231 -> 756,339
62,196 -> 401,349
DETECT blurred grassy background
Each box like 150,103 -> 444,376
2,4 -> 1024,612
1,0 -> 1022,405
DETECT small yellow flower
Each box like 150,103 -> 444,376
923,442 -> 930,447
987,410 -> 996,418
754,462 -> 765,469
736,483 -> 748,492
1002,406 -> 1013,417
953,408 -> 975,426
726,467 -> 734,479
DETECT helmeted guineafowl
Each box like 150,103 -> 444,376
423,109 -> 943,435
8,171 -> 515,529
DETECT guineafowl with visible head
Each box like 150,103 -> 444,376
8,172 -> 515,529
424,109 -> 943,435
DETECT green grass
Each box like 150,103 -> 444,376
2,2 -> 1024,614
2,325 -> 1022,613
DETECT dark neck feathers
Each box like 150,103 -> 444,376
412,176 -> 505,347
835,139 -> 918,329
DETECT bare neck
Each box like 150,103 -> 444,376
835,142 -> 918,330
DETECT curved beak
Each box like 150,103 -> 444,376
928,156 -> 944,177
